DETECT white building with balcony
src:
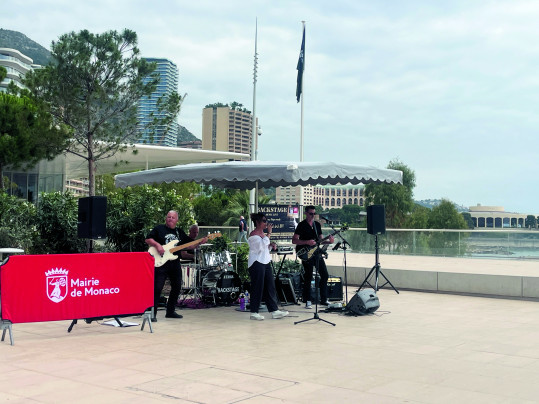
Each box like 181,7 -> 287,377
0,48 -> 39,92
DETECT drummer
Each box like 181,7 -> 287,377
181,224 -> 201,262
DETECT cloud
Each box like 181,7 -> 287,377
2,0 -> 539,213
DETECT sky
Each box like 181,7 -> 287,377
2,0 -> 539,214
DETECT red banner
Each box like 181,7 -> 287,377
1,252 -> 154,323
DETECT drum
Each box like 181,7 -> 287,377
219,251 -> 232,265
202,270 -> 242,305
202,252 -> 219,267
181,264 -> 199,289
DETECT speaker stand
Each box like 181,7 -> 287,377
295,249 -> 335,327
359,235 -> 399,294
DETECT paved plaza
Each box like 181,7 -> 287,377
2,269 -> 539,403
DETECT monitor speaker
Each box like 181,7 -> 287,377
347,288 -> 380,315
276,276 -> 297,304
77,196 -> 107,239
367,204 -> 386,235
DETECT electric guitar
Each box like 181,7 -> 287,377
148,232 -> 221,267
296,226 -> 348,262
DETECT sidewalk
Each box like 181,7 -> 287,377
2,285 -> 539,402
2,253 -> 539,403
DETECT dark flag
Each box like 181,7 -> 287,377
296,27 -> 305,103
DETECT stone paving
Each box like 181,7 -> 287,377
2,272 -> 539,403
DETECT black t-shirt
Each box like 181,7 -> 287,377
293,220 -> 322,253
146,224 -> 189,254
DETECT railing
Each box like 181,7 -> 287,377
200,226 -> 539,260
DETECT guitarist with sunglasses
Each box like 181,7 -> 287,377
292,206 -> 334,309
145,210 -> 208,322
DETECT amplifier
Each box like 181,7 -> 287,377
308,275 -> 343,303
327,277 -> 343,301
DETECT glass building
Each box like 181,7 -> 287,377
136,58 -> 179,147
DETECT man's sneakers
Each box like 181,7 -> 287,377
320,300 -> 330,306
305,301 -> 312,309
250,312 -> 265,321
165,312 -> 183,319
271,310 -> 290,319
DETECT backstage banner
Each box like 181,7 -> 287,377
258,204 -> 299,242
0,252 -> 154,323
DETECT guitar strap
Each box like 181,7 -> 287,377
313,221 -> 319,240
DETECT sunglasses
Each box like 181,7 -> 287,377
307,212 -> 315,216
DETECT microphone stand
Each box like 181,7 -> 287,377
334,235 -> 350,305
294,242 -> 335,327
323,219 -> 350,306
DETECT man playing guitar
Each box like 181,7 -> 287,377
292,206 -> 334,309
145,211 -> 207,321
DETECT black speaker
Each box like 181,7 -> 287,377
77,196 -> 107,239
347,288 -> 380,315
367,204 -> 386,235
276,276 -> 298,304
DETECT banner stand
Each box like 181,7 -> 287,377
67,309 -> 154,333
1,320 -> 13,345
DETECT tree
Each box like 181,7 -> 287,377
525,215 -> 537,229
405,204 -> 430,229
426,199 -> 468,256
325,204 -> 363,227
0,191 -> 38,253
364,158 -> 416,228
33,192 -> 86,254
222,190 -> 270,226
193,188 -> 232,226
106,185 -> 194,252
23,29 -> 183,196
0,93 -> 70,189
427,199 -> 468,229
0,66 -> 6,82
461,212 -> 475,229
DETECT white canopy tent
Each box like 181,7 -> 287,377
114,160 -> 403,189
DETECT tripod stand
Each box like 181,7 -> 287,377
295,247 -> 336,326
359,234 -> 399,293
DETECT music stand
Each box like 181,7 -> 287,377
295,245 -> 336,327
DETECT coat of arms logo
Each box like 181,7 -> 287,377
45,268 -> 69,303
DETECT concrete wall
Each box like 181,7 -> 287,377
326,263 -> 539,299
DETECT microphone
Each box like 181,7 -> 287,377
332,242 -> 341,251
319,215 -> 331,222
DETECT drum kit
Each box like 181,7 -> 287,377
180,243 -> 242,306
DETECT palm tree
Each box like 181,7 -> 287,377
222,190 -> 270,226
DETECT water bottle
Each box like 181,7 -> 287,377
239,294 -> 245,311
245,291 -> 250,308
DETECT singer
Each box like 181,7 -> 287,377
292,206 -> 334,308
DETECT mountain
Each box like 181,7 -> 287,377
178,125 -> 199,143
0,29 -> 53,66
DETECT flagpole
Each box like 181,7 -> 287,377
300,21 -> 305,163
299,21 -> 305,217
249,18 -> 259,222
